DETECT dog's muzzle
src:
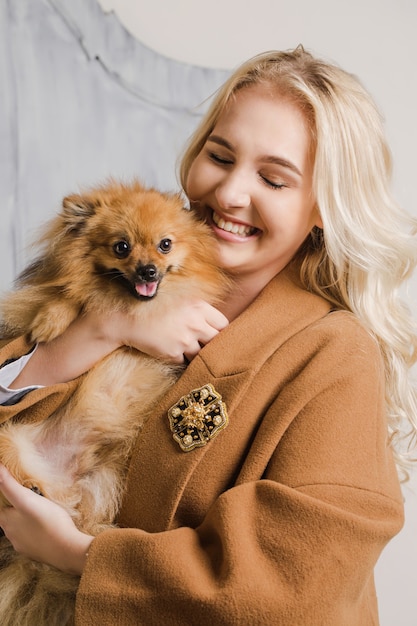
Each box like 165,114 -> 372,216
135,264 -> 160,298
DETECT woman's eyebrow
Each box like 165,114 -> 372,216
207,134 -> 233,150
262,155 -> 302,177
207,134 -> 302,177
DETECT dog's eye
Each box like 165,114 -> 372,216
113,240 -> 131,258
158,238 -> 172,254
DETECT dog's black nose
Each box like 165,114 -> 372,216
137,264 -> 158,282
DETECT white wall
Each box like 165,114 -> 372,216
97,2 -> 417,625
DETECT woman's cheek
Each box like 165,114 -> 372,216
187,154 -> 214,199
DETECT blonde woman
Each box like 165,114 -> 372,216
0,46 -> 416,624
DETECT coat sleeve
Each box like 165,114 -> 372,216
0,336 -> 80,423
75,316 -> 404,626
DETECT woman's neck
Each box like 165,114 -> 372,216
219,275 -> 271,322
219,262 -> 299,322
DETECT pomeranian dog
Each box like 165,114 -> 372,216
0,179 -> 228,626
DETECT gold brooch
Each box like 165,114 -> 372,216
168,384 -> 229,452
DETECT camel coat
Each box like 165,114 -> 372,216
0,270 -> 404,625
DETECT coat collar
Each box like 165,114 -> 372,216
199,267 -> 332,377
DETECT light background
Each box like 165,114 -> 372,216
2,1 -> 416,622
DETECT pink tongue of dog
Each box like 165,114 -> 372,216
135,281 -> 158,297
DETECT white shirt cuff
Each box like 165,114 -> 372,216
0,345 -> 43,405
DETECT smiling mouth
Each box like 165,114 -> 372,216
212,211 -> 258,237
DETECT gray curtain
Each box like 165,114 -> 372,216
0,0 -> 230,292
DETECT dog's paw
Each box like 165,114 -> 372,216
30,303 -> 79,342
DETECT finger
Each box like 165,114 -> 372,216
162,350 -> 189,365
212,310 -> 229,330
183,340 -> 205,363
0,464 -> 33,510
201,305 -> 229,331
194,323 -> 224,347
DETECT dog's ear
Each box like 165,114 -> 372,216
62,195 -> 99,231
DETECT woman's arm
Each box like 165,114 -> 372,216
8,300 -> 229,389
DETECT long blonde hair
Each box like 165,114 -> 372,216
179,46 -> 417,475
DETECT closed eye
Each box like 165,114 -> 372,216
208,151 -> 233,165
260,175 -> 286,189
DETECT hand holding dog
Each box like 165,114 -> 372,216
109,298 -> 229,363
0,464 -> 93,576
10,298 -> 229,389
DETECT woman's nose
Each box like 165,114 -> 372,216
214,171 -> 251,210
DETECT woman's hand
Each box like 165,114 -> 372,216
109,299 -> 229,363
0,464 -> 93,576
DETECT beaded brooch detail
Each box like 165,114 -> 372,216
168,384 -> 228,452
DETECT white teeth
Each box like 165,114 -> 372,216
213,212 -> 254,236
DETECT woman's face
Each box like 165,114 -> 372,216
186,84 -> 321,288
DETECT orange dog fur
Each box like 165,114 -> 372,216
0,180 -> 228,626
